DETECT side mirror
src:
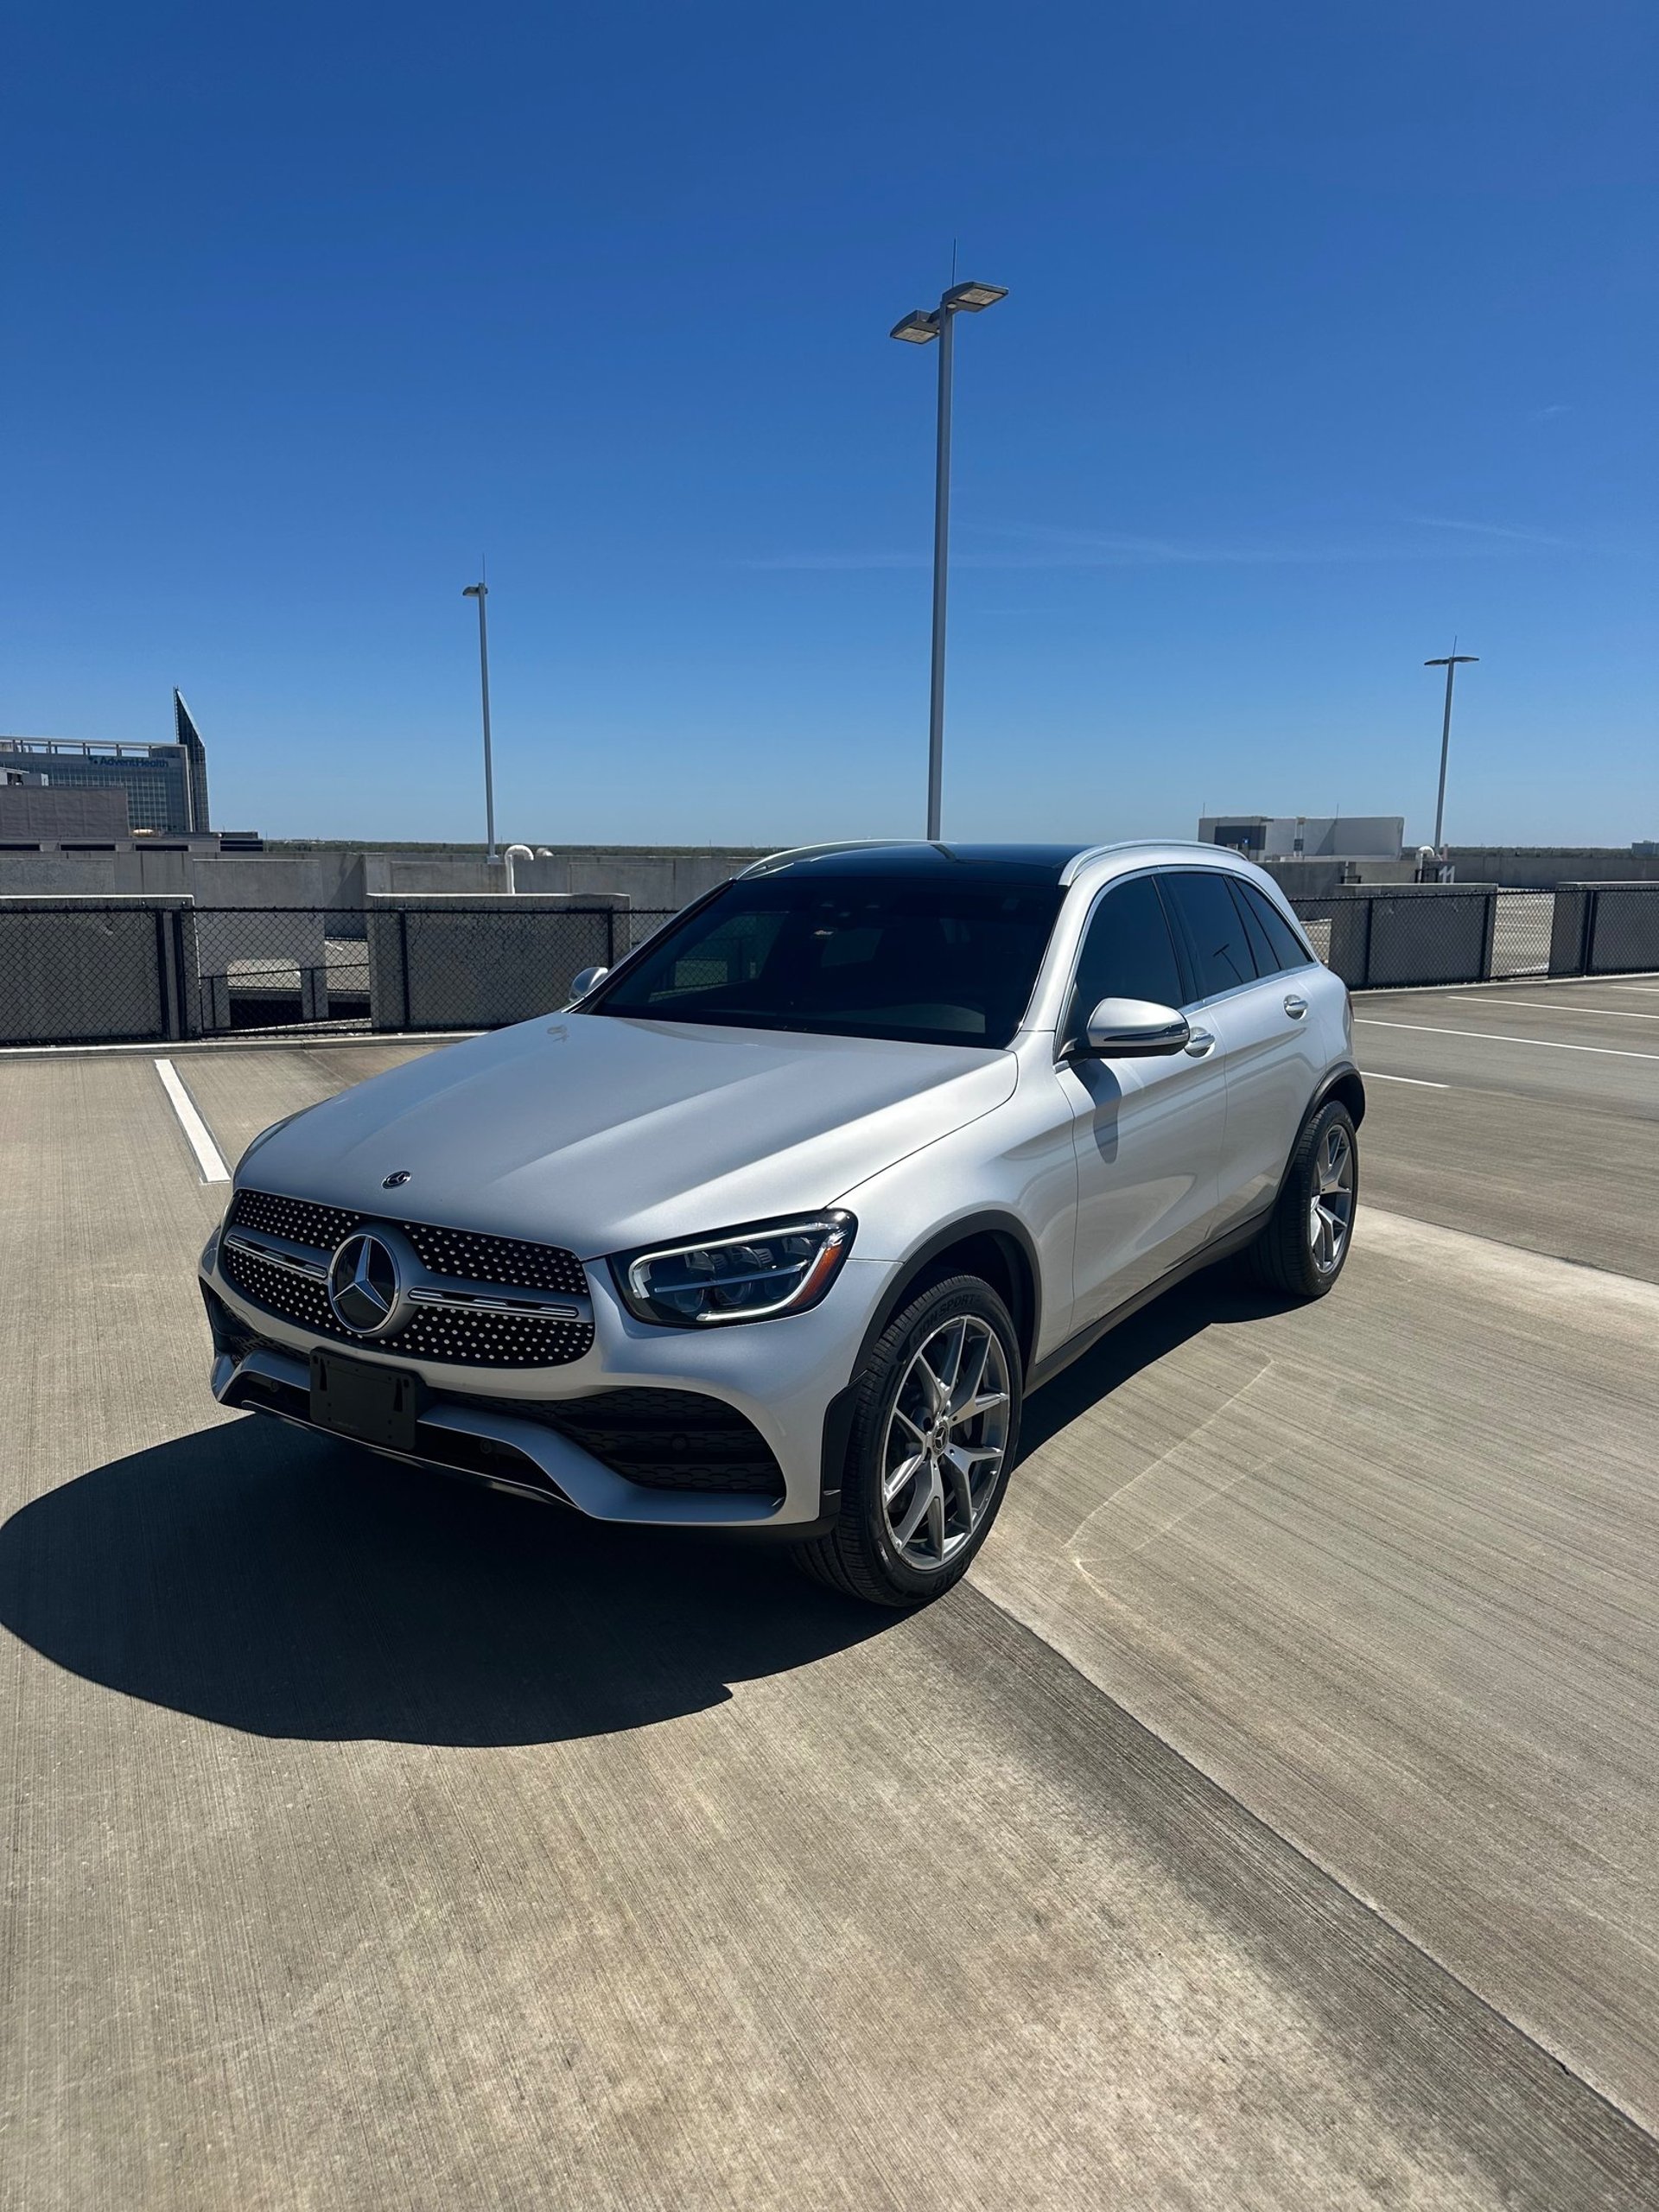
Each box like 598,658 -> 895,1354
1071,996 -> 1191,1058
568,965 -> 609,1002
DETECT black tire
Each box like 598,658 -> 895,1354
794,1274 -> 1023,1609
1248,1098 -> 1359,1300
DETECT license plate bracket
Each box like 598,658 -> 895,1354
309,1350 -> 423,1452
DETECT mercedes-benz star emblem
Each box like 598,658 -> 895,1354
327,1231 -> 403,1337
382,1169 -> 411,1189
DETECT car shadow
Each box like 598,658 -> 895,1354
1019,1262 -> 1302,1459
1,1269 -> 1300,1751
0,1418 -> 891,1747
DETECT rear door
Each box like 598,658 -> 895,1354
1160,868 -> 1326,1234
1059,872 -> 1228,1324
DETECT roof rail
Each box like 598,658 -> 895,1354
739,839 -> 912,878
1058,838 -> 1237,884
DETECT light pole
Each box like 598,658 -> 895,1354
1424,647 -> 1478,853
891,279 -> 1007,841
462,581 -> 497,861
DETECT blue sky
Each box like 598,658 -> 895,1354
3,2 -> 1654,848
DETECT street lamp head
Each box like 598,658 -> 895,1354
942,280 -> 1007,312
462,582 -> 487,600
1424,653 -> 1478,667
890,310 -> 941,344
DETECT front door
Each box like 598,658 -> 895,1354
1060,874 -> 1228,1325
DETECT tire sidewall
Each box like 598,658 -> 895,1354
844,1276 -> 1023,1602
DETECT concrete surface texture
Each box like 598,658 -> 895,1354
3,976 -> 1658,2209
0,842 -> 771,908
1446,847 -> 1659,887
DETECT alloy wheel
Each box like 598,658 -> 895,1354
880,1313 -> 1012,1573
1308,1122 -> 1355,1274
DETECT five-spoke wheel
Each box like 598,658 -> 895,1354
795,1274 -> 1023,1607
1249,1096 -> 1360,1300
1307,1120 -> 1355,1274
880,1313 -> 1012,1571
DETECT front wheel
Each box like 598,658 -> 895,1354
1248,1098 -> 1358,1300
794,1274 -> 1023,1608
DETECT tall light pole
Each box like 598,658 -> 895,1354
891,279 -> 1008,841
462,580 -> 497,861
1424,647 -> 1478,853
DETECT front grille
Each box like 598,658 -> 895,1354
230,1188 -> 360,1251
220,1188 -> 594,1369
452,1388 -> 785,1498
228,1189 -> 588,1297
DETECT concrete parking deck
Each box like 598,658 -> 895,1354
3,979 -> 1657,2209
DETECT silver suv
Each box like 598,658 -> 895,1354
200,841 -> 1362,1606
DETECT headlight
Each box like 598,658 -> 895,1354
613,1212 -> 855,1328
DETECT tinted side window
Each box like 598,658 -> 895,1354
1066,875 -> 1185,1043
1238,879 -> 1312,973
1227,876 -> 1279,976
1160,870 -> 1259,1000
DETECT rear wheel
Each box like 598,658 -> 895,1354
795,1275 -> 1022,1608
1248,1099 -> 1358,1299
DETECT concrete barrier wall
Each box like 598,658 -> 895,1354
510,847 -> 767,906
1586,885 -> 1659,975
0,844 -> 757,908
1287,887 -> 1497,988
6,885 -> 1645,1049
1548,889 -> 1592,976
0,897 -> 195,1046
1446,849 -> 1659,887
0,849 -> 370,906
365,895 -> 626,1032
1363,888 -> 1495,987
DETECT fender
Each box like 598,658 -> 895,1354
1311,1058 -> 1366,1128
849,1208 -> 1044,1378
817,1208 -> 1043,1515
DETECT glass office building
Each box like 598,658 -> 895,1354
0,692 -> 211,836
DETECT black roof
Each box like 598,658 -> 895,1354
754,842 -> 1090,883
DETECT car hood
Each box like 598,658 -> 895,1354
238,1013 -> 1017,1256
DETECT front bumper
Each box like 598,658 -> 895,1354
201,1233 -> 895,1529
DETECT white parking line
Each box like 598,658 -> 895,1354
1450,997 -> 1659,1021
1363,1071 -> 1450,1089
154,1058 -> 231,1182
1357,1020 -> 1659,1063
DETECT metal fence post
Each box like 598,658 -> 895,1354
154,907 -> 177,1041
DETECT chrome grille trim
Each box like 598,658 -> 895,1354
406,1286 -> 583,1320
220,1188 -> 595,1369
222,1229 -> 328,1281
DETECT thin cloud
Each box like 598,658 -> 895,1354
1407,513 -> 1571,548
737,550 -> 930,571
739,513 -> 1573,571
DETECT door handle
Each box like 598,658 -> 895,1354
1283,995 -> 1308,1020
1184,1028 -> 1216,1057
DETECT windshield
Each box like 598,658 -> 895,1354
589,875 -> 1065,1047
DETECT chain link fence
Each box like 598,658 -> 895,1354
3,884 -> 1657,1049
1284,883 -> 1659,991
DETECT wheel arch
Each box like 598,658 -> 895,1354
855,1211 -> 1041,1382
1264,1064 -> 1365,1222
1313,1062 -> 1366,1128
